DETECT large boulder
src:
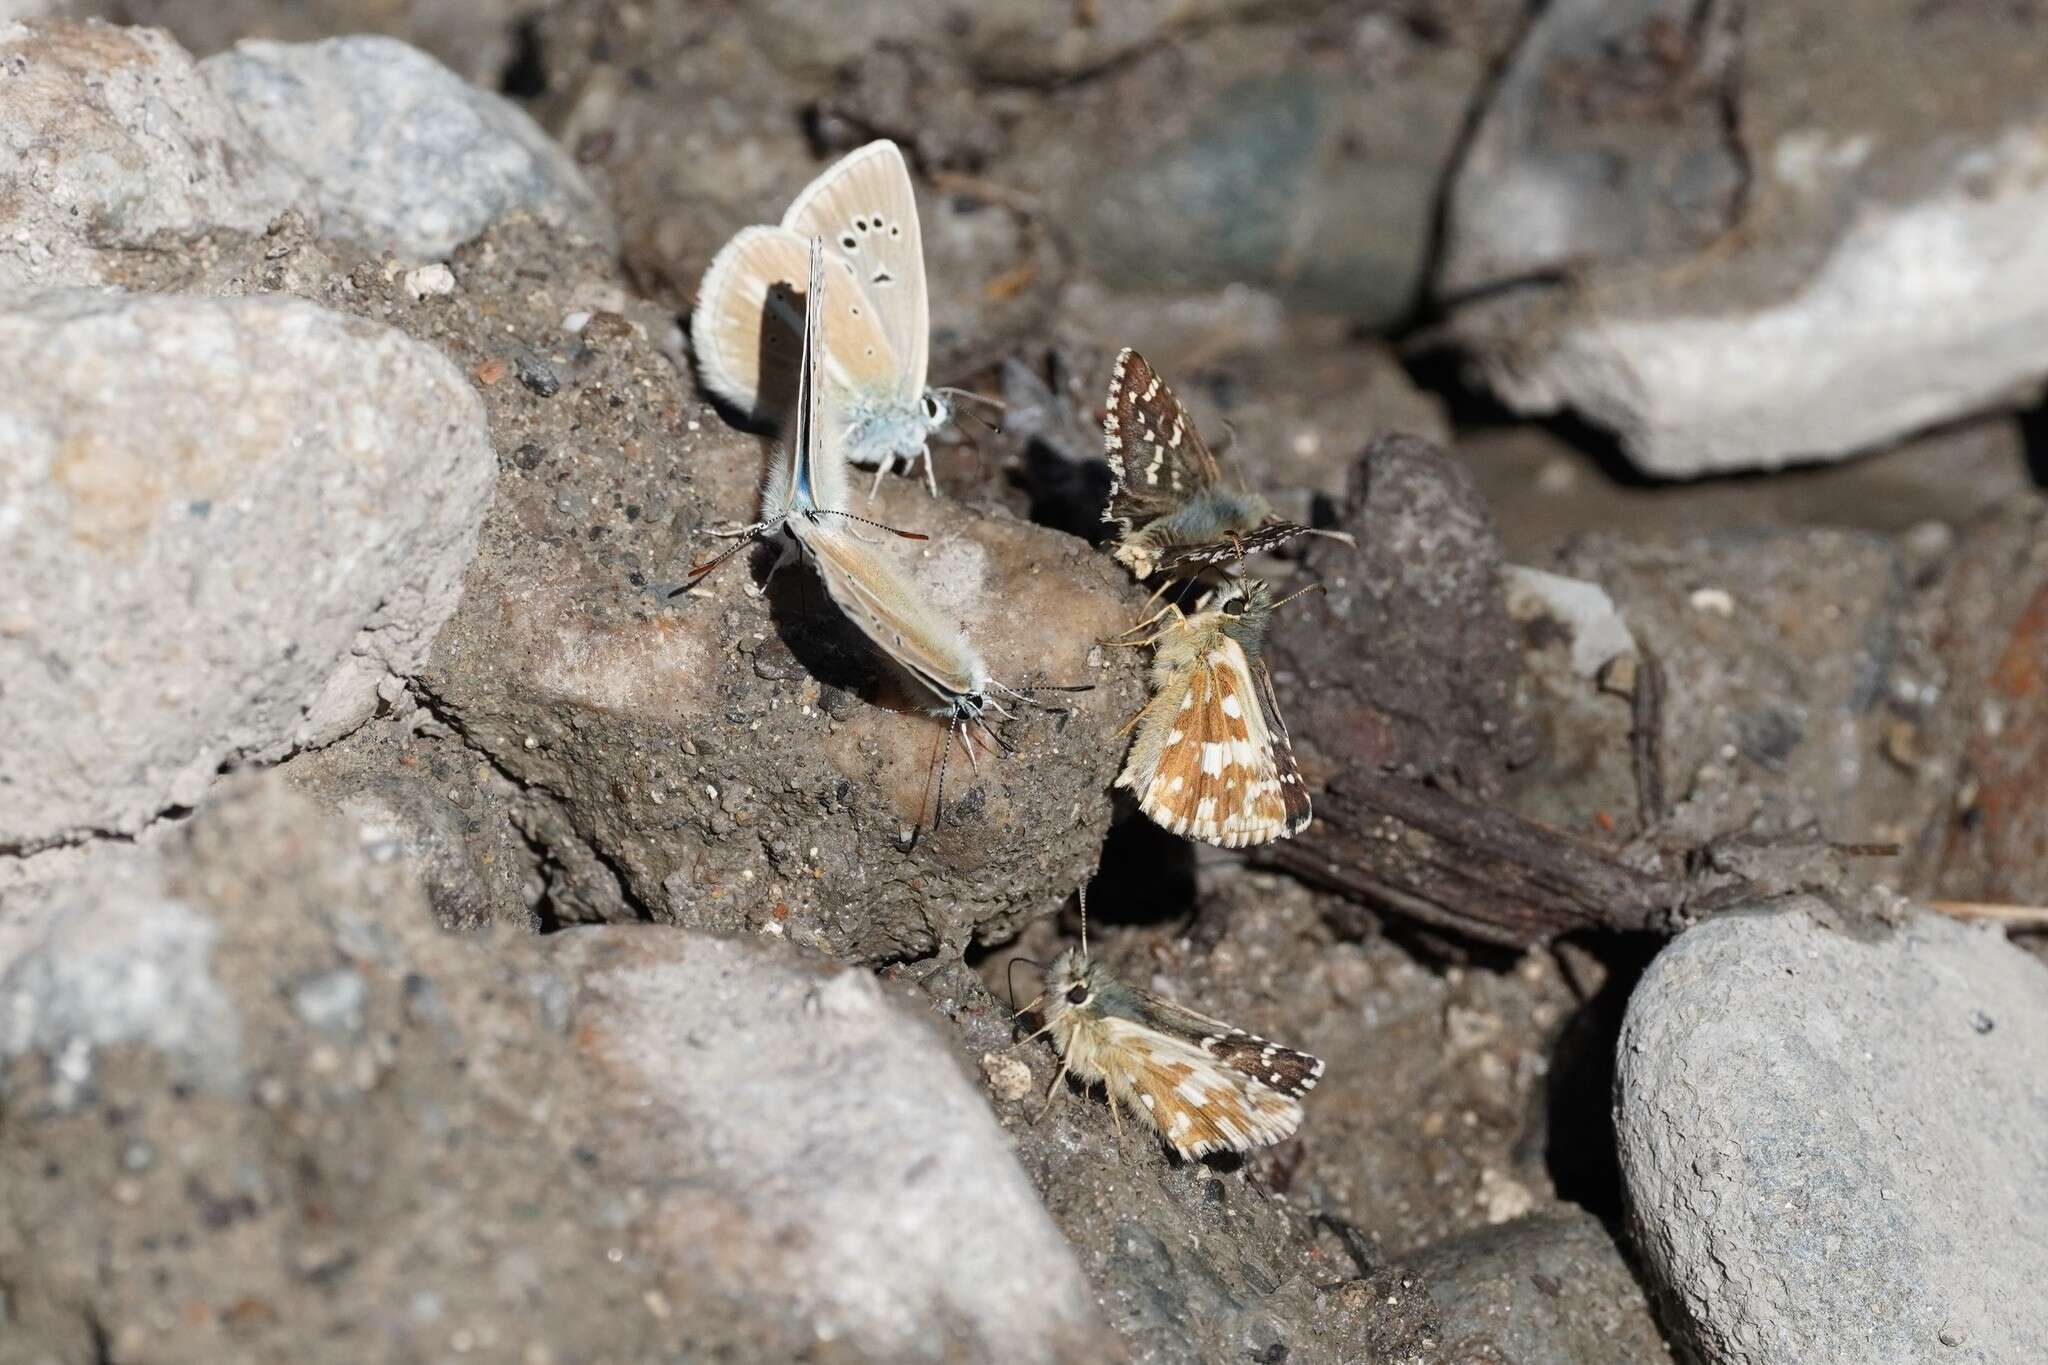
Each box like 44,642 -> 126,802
0,291 -> 496,854
1617,906 -> 2048,1363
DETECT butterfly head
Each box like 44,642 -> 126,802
1044,946 -> 1105,1018
1210,577 -> 1275,653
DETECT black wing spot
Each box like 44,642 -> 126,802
890,224 -> 902,237
872,269 -> 894,286
840,233 -> 857,250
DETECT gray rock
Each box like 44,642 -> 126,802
0,851 -> 243,1102
0,20 -> 313,293
203,35 -> 612,260
1618,906 -> 2048,1364
1400,1208 -> 1674,1365
0,778 -> 1114,1363
1031,21 -> 1483,326
395,223 -> 1146,963
1547,528 -> 1947,854
550,928 -> 1109,1363
1445,3 -> 2048,474
0,291 -> 496,852
1438,0 -> 1742,296
104,0 -> 529,88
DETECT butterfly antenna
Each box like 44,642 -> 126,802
812,509 -> 930,541
1268,582 -> 1330,615
685,524 -> 769,582
1078,884 -> 1089,961
1005,956 -> 1049,1015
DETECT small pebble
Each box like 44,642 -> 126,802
515,353 -> 560,397
404,263 -> 456,300
980,1052 -> 1032,1103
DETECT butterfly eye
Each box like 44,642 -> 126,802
921,395 -> 942,421
1065,985 -> 1089,1005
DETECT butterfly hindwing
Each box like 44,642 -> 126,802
693,225 -> 906,422
1094,1015 -> 1307,1160
1117,628 -> 1302,847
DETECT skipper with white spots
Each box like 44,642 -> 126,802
1015,899 -> 1323,1160
1110,577 -> 1314,848
1102,348 -> 1352,583
692,140 -> 951,495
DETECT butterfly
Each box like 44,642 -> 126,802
1102,348 -> 1352,581
692,139 -> 950,497
688,236 -> 1084,827
1110,576 -> 1315,848
1016,898 -> 1323,1160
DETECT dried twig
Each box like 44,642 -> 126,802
1929,900 -> 2048,930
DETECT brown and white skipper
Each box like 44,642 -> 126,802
1101,348 -> 1351,582
1017,898 -> 1323,1160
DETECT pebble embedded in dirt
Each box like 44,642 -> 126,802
1618,904 -> 2048,1364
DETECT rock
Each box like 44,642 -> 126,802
0,778 -> 1113,1364
0,20 -> 313,293
0,290 -> 496,853
1022,20 -> 1485,326
202,35 -> 612,260
1617,905 -> 2048,1364
100,0 -> 529,88
387,222 -> 1145,963
1263,436 -> 1527,798
549,928 -> 1110,1363
1438,0 -> 1742,296
1446,3 -> 2048,475
282,718 -> 546,932
1399,1209 -> 1675,1365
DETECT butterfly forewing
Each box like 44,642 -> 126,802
1102,348 -> 1221,535
1127,991 -> 1325,1099
782,140 -> 929,405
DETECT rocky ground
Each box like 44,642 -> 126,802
3,5 -> 2046,1364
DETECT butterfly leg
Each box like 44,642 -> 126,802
1035,1062 -> 1071,1122
915,441 -> 938,499
866,456 -> 891,501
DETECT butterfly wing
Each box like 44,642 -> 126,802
796,522 -> 985,704
1116,624 -> 1309,847
1092,1015 -> 1306,1159
1146,519 -> 1320,579
782,140 -> 929,402
693,225 -> 907,422
1123,991 -> 1324,1099
1102,349 -> 1224,537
